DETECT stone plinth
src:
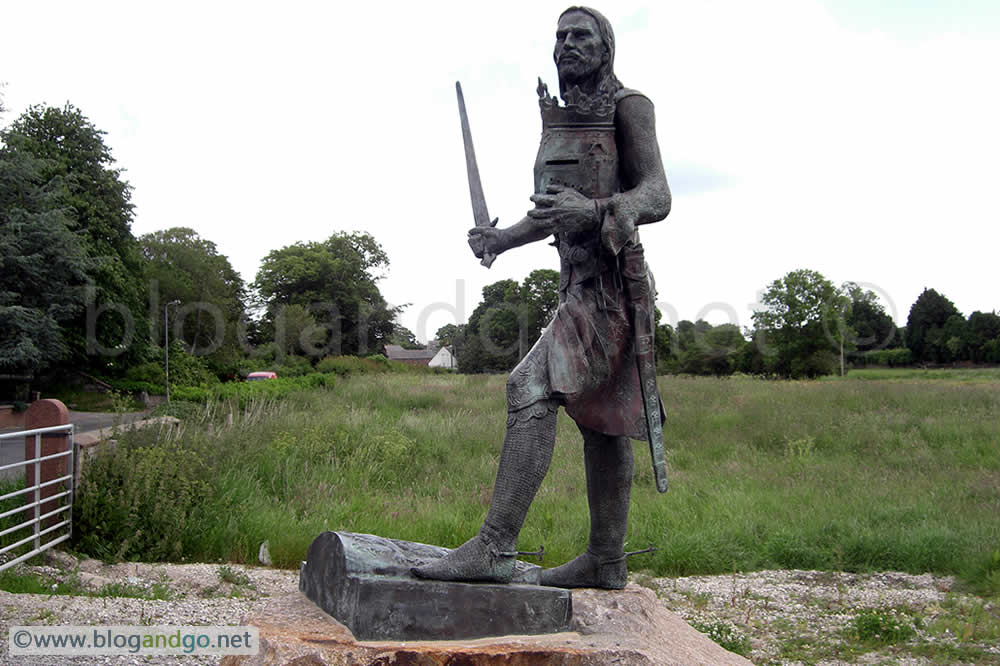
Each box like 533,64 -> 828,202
222,584 -> 752,666
299,532 -> 571,640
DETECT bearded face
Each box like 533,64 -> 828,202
553,10 -> 607,91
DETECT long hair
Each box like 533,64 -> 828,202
556,6 -> 624,99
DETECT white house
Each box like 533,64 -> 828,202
428,346 -> 456,369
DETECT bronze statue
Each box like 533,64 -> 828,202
414,6 -> 670,590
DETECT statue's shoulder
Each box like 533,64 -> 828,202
614,87 -> 652,105
613,88 -> 656,128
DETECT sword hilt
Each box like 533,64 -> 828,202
477,216 -> 499,268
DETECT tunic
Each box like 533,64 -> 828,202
506,88 -> 662,441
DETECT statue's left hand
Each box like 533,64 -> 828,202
528,184 -> 599,233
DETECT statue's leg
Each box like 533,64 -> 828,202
540,423 -> 633,589
411,401 -> 557,583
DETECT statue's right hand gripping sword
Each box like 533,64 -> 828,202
456,81 -> 498,268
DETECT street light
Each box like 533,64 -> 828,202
165,300 -> 181,402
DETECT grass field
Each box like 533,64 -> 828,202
71,369 -> 1000,596
829,367 -> 1000,383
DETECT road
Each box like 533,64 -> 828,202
0,410 -> 148,481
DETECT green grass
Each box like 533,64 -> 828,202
71,371 -> 1000,595
831,366 -> 1000,383
0,567 -> 176,600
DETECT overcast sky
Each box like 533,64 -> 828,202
3,0 -> 998,342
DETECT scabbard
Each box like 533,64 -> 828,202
620,241 -> 668,493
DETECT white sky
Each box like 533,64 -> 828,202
3,0 -> 998,342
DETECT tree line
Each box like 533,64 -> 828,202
452,269 -> 999,378
3,100 -> 997,396
1,101 -> 399,397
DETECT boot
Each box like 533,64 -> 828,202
412,403 -> 557,583
541,424 -> 633,589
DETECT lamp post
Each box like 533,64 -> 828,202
165,300 -> 181,402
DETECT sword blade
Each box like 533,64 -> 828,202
456,81 -> 492,229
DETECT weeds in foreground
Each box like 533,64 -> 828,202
0,566 -> 176,600
93,580 -> 176,601
848,606 -> 917,644
217,564 -> 252,587
70,372 -> 1000,597
689,620 -> 752,657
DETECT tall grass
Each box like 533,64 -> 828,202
72,372 -> 1000,592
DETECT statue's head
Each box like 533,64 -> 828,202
554,6 -> 621,99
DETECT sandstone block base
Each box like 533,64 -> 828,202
222,584 -> 752,666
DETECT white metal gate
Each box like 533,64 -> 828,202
0,424 -> 75,571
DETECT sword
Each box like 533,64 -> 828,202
456,81 -> 498,268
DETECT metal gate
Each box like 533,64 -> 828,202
0,424 -> 75,572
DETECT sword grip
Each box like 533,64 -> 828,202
481,252 -> 496,268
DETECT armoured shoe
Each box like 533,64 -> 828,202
543,425 -> 633,589
411,533 -> 515,583
540,549 -> 627,589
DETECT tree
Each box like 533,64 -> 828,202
967,311 -> 1000,363
1,103 -> 147,371
458,270 -> 561,373
515,269 -> 559,359
252,231 -> 398,357
0,147 -> 90,377
905,288 -> 961,363
664,320 -> 747,376
460,279 -> 521,373
751,269 -> 847,378
654,308 -> 677,373
842,282 -> 899,353
389,323 -> 423,350
273,304 -> 327,358
435,323 -> 464,349
140,227 -> 247,375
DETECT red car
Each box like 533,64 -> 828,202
246,371 -> 278,381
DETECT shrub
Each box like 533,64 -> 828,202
271,355 -> 313,377
107,379 -> 162,395
171,385 -> 210,402
849,607 -> 916,644
690,621 -> 752,657
73,436 -> 212,561
125,361 -> 165,385
165,341 -> 220,387
857,348 -> 913,368
316,355 -> 389,376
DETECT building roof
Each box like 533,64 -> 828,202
384,345 -> 437,361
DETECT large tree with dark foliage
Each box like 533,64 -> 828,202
459,279 -> 521,373
1,103 -> 147,371
252,231 -> 398,357
905,288 -> 961,363
140,227 -> 248,375
842,282 -> 899,353
458,270 -> 560,373
751,269 -> 848,378
0,143 -> 89,377
967,311 -> 1000,363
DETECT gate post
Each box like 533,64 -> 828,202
24,399 -> 70,536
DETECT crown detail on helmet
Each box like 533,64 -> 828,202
537,78 -> 615,128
